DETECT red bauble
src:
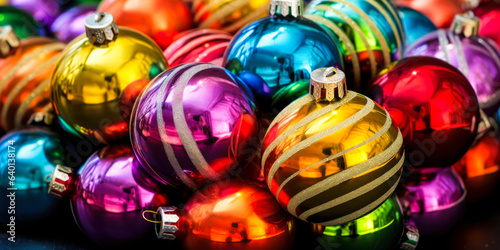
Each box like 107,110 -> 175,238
368,56 -> 480,168
474,2 -> 500,48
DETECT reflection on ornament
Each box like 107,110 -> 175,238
51,4 -> 97,43
397,6 -> 437,46
474,2 -> 500,48
0,6 -> 44,38
394,0 -> 464,28
10,0 -> 60,26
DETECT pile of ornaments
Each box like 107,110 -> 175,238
1,0 -> 500,249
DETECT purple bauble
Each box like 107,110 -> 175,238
398,167 -> 466,237
405,17 -> 500,115
130,63 -> 259,190
50,4 -> 97,43
10,0 -> 60,26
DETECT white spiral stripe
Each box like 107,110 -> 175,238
437,30 -> 451,62
380,0 -> 406,43
364,0 -> 403,59
196,42 -> 230,62
14,79 -> 51,128
448,31 -> 469,76
168,34 -> 231,64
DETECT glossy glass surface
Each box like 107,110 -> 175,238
306,0 -> 404,90
474,2 -> 500,51
262,91 -> 403,225
0,37 -> 64,131
50,4 -> 97,43
0,129 -> 64,223
405,29 -> 500,115
394,0 -> 463,28
369,56 -> 480,168
72,144 -> 169,245
397,6 -> 436,46
51,28 -> 167,143
10,0 -> 60,26
0,6 -> 44,38
98,0 -> 192,49
131,63 -> 259,190
312,195 -> 404,250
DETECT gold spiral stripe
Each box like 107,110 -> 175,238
2,56 -> 60,129
287,130 -> 403,217
194,0 -> 230,22
364,0 -> 403,59
221,2 -> 270,33
275,108 -> 393,198
267,97 -> 375,188
261,92 -> 357,171
173,64 -> 223,181
14,79 -> 51,128
328,0 -> 391,66
299,154 -> 403,221
155,63 -> 198,189
305,14 -> 363,87
197,0 -> 249,30
448,31 -> 469,76
380,0 -> 406,43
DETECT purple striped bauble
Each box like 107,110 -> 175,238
130,63 -> 259,190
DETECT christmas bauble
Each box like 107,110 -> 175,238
0,0 -> 8,5
154,180 -> 295,250
397,6 -> 437,46
192,0 -> 270,33
0,6 -> 44,38
262,67 -> 404,226
48,144 -> 170,245
10,0 -> 60,27
51,12 -> 167,143
474,2 -> 500,48
98,0 -> 192,49
405,14 -> 500,115
131,62 -> 259,190
50,4 -> 97,43
224,0 -> 343,118
398,167 -> 466,236
164,29 -> 232,67
0,129 -> 65,224
394,0 -> 464,28
305,0 -> 405,91
0,28 -> 64,131
368,56 -> 480,168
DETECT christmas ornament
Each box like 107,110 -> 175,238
10,0 -> 60,27
164,29 -> 232,67
398,167 -> 466,236
48,144 -> 170,245
51,12 -> 167,143
0,6 -> 44,38
394,0 -> 467,28
397,6 -> 437,46
50,4 -> 97,43
262,67 -> 404,226
305,0 -> 405,90
474,2 -> 500,48
0,27 -> 64,131
152,180 -> 295,250
312,195 -> 419,250
98,0 -> 192,49
368,56 -> 480,168
0,129 -> 65,224
405,13 -> 500,115
130,63 -> 259,190
224,0 -> 343,118
192,0 -> 270,33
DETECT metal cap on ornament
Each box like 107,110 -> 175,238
269,0 -> 303,18
85,12 -> 119,44
47,165 -> 77,198
0,26 -> 20,58
154,206 -> 183,240
451,12 -> 480,38
400,223 -> 419,250
310,67 -> 348,102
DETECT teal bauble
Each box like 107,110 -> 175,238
223,0 -> 343,119
397,6 -> 437,46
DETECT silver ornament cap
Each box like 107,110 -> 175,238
451,13 -> 480,38
310,67 -> 347,102
85,12 -> 119,44
269,0 -> 303,18
0,26 -> 20,58
155,207 -> 181,240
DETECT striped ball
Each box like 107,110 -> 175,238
305,0 -> 405,90
262,91 -> 404,226
164,29 -> 232,67
0,37 -> 64,131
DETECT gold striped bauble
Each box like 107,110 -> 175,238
262,67 -> 404,226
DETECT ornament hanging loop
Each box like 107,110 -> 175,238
142,210 -> 161,224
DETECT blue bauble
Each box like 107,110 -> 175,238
397,6 -> 437,46
224,2 -> 343,118
0,129 -> 65,224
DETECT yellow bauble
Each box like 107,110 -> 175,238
51,12 -> 167,143
261,67 -> 404,226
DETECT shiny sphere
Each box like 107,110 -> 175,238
0,6 -> 44,38
474,2 -> 500,49
51,28 -> 167,144
0,129 -> 65,223
397,6 -> 437,46
368,56 -> 480,168
50,4 -> 97,43
224,15 -> 343,118
405,27 -> 500,115
262,91 -> 404,226
394,0 -> 463,28
10,0 -> 61,26
98,0 -> 192,49
72,144 -> 169,245
305,0 -> 405,90
0,37 -> 64,131
130,63 -> 259,190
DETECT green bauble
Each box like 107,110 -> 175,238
0,6 -> 43,38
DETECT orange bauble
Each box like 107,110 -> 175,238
98,0 -> 193,49
0,37 -> 64,131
